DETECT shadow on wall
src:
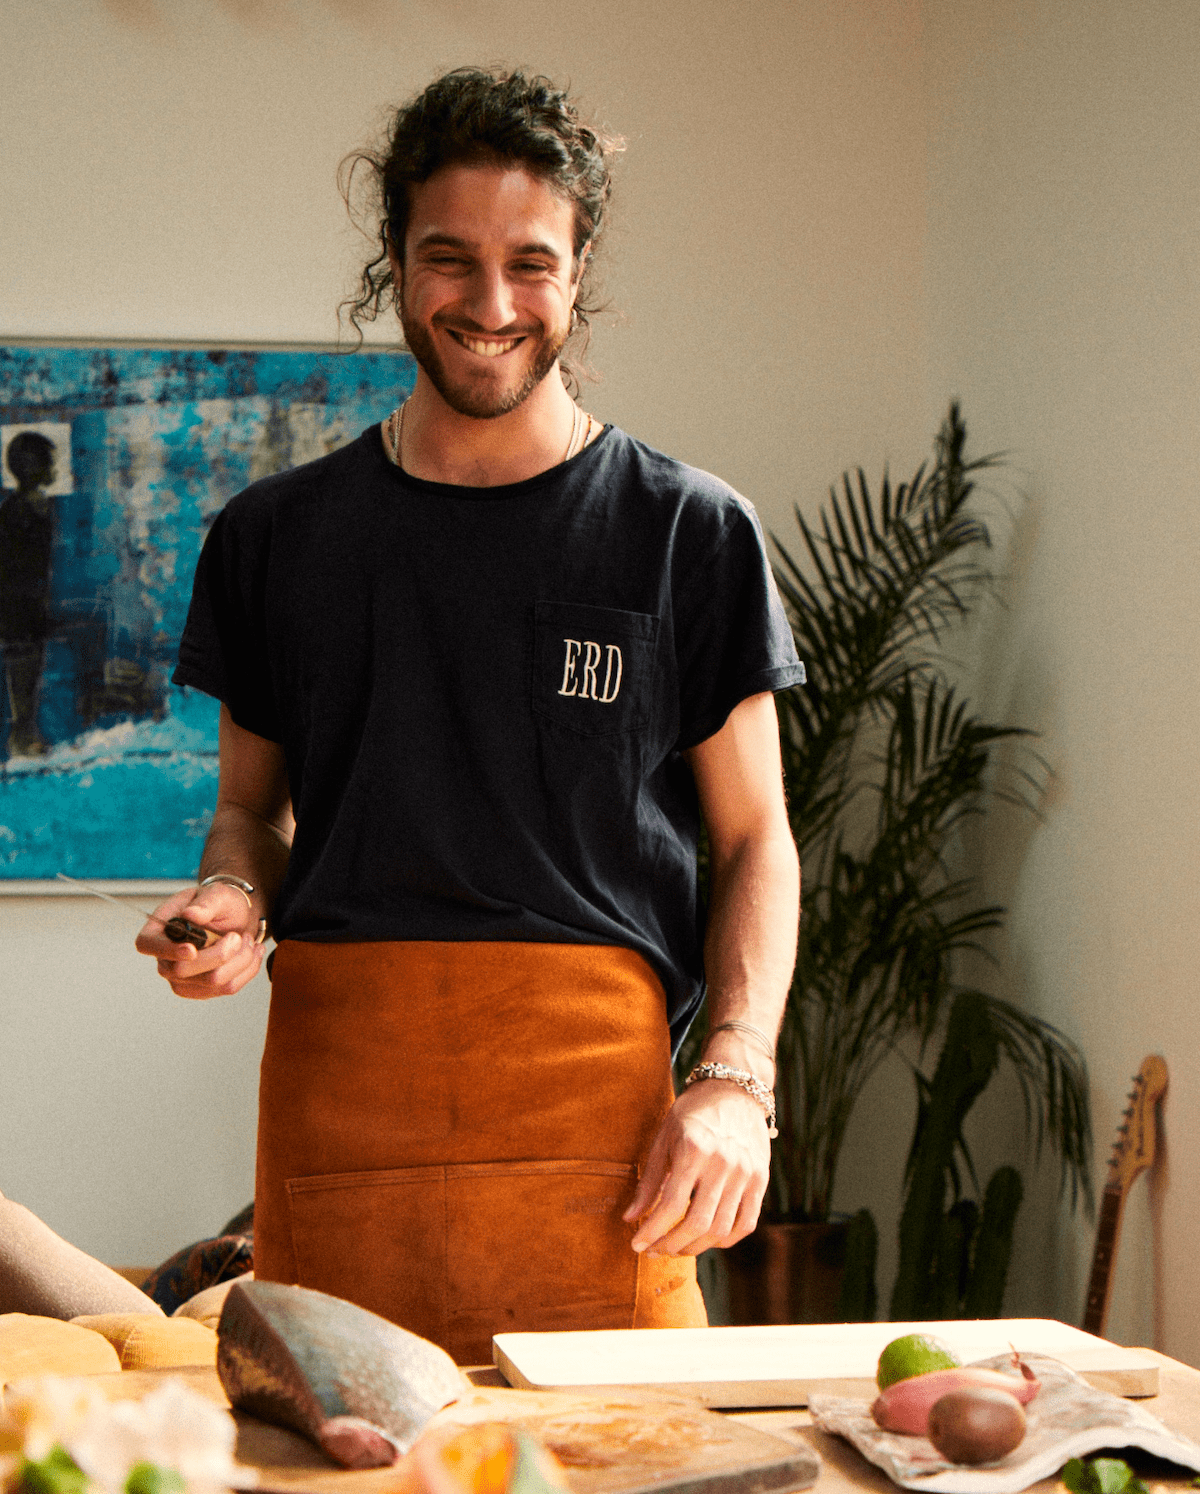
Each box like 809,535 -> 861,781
1150,1119 -> 1169,1348
934,483 -> 1090,1326
953,480 -> 1062,991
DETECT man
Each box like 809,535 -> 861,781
138,68 -> 803,1362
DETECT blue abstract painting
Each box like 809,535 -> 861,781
0,343 -> 414,879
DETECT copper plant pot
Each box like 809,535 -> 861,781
724,1219 -> 850,1325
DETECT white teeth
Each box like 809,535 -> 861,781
458,335 -> 519,357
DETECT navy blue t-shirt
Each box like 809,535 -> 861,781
174,424 -> 805,1049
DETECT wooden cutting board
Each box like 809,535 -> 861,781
84,1368 -> 820,1494
493,1318 -> 1161,1407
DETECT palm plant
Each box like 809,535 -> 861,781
766,403 -> 1091,1225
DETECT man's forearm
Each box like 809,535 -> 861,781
699,827 -> 799,1078
194,706 -> 296,934
625,694 -> 797,1253
624,825 -> 798,1253
198,799 -> 294,931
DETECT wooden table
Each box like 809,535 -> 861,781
47,1349 -> 1200,1494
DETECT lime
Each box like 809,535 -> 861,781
876,1333 -> 961,1390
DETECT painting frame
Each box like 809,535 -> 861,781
0,337 -> 414,889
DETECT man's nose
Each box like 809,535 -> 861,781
462,266 -> 517,330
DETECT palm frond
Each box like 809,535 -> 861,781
976,995 -> 1094,1211
768,402 -> 1091,1221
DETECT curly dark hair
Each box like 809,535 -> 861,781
340,67 -> 622,381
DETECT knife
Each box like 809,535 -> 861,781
55,872 -> 221,948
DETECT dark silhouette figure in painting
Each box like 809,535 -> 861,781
0,432 -> 56,757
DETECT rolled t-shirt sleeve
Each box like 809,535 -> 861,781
674,499 -> 805,751
172,501 -> 283,743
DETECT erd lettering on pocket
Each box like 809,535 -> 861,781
558,638 -> 623,703
533,602 -> 657,735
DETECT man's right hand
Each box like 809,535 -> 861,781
135,881 -> 266,999
138,706 -> 294,1000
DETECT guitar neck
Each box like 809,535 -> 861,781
1083,1056 -> 1167,1339
1083,1186 -> 1125,1336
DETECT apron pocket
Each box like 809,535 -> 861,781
444,1160 -> 639,1356
286,1159 -> 639,1364
286,1164 -> 451,1347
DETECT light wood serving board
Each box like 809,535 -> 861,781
80,1368 -> 820,1494
493,1319 -> 1160,1407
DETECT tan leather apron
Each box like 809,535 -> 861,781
255,940 -> 708,1363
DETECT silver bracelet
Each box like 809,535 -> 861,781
706,1019 -> 776,1063
199,873 -> 268,944
199,873 -> 255,909
685,1061 -> 778,1138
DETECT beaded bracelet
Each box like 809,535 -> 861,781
685,1061 -> 778,1138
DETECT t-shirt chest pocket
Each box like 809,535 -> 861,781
532,602 -> 659,736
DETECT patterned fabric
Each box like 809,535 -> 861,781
219,1202 -> 255,1237
141,1228 -> 253,1316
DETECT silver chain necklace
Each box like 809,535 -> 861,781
386,400 -> 594,471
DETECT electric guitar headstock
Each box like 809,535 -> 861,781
1084,1054 -> 1167,1335
1103,1054 -> 1168,1196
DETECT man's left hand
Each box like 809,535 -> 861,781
622,1078 -> 771,1256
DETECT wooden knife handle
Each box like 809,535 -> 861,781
163,916 -> 221,949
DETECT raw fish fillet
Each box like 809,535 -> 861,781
216,1279 -> 465,1469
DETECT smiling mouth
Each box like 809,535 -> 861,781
447,329 -> 526,359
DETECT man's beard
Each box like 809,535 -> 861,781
399,299 -> 568,419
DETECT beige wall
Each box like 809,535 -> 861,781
1,1 -> 927,1262
1,893 -> 269,1266
920,0 -> 1200,1364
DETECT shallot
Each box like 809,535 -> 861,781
871,1353 -> 1039,1436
